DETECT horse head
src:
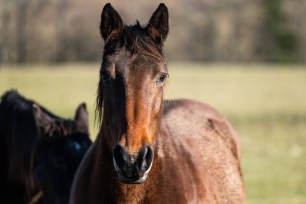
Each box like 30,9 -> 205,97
97,3 -> 169,184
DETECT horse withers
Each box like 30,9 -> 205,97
0,90 -> 92,204
70,3 -> 244,204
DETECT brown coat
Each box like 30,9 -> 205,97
70,99 -> 244,204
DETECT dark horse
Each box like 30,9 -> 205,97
0,90 -> 92,204
70,3 -> 244,203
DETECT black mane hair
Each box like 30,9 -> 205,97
0,91 -> 40,203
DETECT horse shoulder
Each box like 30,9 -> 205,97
160,99 -> 244,203
164,99 -> 241,161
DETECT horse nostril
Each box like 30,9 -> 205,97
112,144 -> 154,183
113,144 -> 130,171
138,145 -> 154,170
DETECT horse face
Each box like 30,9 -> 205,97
33,103 -> 91,202
98,4 -> 169,184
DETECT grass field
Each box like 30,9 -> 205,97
1,63 -> 306,203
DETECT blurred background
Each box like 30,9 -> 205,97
1,0 -> 306,63
0,0 -> 306,203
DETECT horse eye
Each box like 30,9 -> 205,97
156,73 -> 168,84
100,69 -> 110,82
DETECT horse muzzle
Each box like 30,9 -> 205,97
112,144 -> 154,184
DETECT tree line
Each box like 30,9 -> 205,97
0,0 -> 305,65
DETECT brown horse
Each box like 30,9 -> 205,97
70,3 -> 244,204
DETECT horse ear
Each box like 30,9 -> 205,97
100,3 -> 124,42
74,103 -> 89,133
146,3 -> 169,45
33,104 -> 56,137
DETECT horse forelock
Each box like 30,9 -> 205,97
103,23 -> 165,63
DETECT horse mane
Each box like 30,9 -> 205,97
0,90 -> 39,200
95,22 -> 166,125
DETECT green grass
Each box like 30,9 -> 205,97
1,63 -> 306,203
